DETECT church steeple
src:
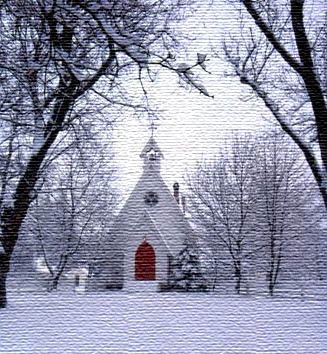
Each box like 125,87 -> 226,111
140,137 -> 163,173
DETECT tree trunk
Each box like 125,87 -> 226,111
48,276 -> 60,292
47,255 -> 68,292
0,253 -> 10,308
0,208 -> 21,308
268,266 -> 275,296
241,1 -> 327,212
290,0 -> 327,179
268,236 -> 275,296
0,79 -> 77,307
235,266 -> 241,294
212,273 -> 217,292
0,216 -> 27,308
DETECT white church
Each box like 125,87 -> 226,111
90,136 -> 196,292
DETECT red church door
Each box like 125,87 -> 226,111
135,241 -> 156,280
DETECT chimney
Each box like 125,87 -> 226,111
173,182 -> 180,205
181,195 -> 186,215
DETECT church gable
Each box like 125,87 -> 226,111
112,172 -> 191,255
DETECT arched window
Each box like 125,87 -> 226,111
135,240 -> 156,280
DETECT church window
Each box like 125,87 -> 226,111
148,149 -> 156,160
144,191 -> 159,206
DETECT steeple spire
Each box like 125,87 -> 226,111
149,120 -> 158,138
140,136 -> 163,174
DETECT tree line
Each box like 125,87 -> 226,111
186,134 -> 322,296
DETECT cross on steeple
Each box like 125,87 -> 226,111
149,120 -> 158,138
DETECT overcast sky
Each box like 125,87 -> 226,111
110,3 -> 273,199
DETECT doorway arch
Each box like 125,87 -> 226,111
135,240 -> 156,280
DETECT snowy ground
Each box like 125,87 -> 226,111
1,290 -> 326,354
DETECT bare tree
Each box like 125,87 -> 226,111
26,142 -> 116,292
187,133 -> 320,295
186,135 -> 258,294
255,135 -> 315,295
0,0 -> 208,307
219,0 -> 327,209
